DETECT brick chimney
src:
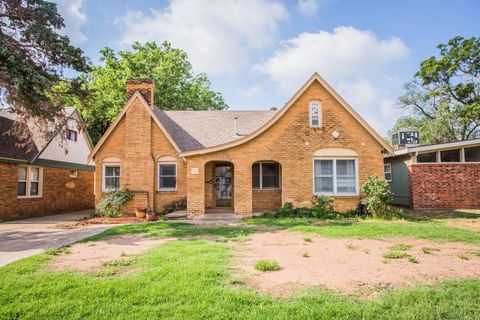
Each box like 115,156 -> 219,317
126,78 -> 155,108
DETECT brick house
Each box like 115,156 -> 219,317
384,139 -> 480,209
0,107 -> 95,219
89,73 -> 393,217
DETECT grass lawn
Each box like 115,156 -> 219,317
1,218 -> 479,319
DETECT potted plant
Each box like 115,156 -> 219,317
146,211 -> 158,221
135,208 -> 147,218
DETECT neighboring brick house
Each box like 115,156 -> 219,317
0,107 -> 95,219
384,139 -> 480,209
89,74 -> 393,217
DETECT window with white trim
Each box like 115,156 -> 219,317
384,163 -> 392,182
17,167 -> 42,197
252,162 -> 280,189
67,129 -> 77,141
314,159 -> 357,195
103,164 -> 120,191
158,163 -> 176,191
310,101 -> 321,127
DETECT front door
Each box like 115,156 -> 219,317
215,164 -> 232,207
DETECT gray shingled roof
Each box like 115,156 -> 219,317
0,107 -> 76,161
153,109 -> 277,152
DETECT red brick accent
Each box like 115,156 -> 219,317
409,163 -> 480,209
0,162 -> 94,219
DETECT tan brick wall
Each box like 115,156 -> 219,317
409,163 -> 480,209
93,96 -> 187,215
0,162 -> 94,219
253,189 -> 281,211
185,80 -> 385,216
93,80 -> 385,217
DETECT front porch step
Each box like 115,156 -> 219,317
193,213 -> 243,223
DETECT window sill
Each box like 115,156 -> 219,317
315,193 -> 359,198
157,189 -> 177,192
253,188 -> 281,192
17,195 -> 42,199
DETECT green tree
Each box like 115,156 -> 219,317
0,0 -> 89,129
392,36 -> 480,145
79,42 -> 227,143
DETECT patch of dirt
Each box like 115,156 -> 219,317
446,219 -> 480,232
54,217 -> 150,229
49,235 -> 175,272
233,230 -> 480,298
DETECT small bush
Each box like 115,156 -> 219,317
311,195 -> 334,218
388,243 -> 412,251
97,189 -> 133,217
278,202 -> 295,217
346,242 -> 357,250
361,176 -> 401,219
255,260 -> 280,272
45,247 -> 71,256
302,252 -> 310,258
303,237 -> 312,243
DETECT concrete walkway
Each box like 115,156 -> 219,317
0,210 -> 116,267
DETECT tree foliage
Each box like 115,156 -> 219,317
77,42 -> 227,143
0,0 -> 89,137
392,36 -> 480,144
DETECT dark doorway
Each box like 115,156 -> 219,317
215,164 -> 232,207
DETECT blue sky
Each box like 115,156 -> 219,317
54,0 -> 479,135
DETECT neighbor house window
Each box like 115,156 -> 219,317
158,163 -> 176,191
18,167 -> 42,197
314,159 -> 357,195
103,164 -> 120,191
252,162 -> 280,189
384,163 -> 392,182
417,152 -> 437,163
309,101 -> 321,127
465,146 -> 480,162
69,170 -> 78,178
440,149 -> 460,162
67,129 -> 77,141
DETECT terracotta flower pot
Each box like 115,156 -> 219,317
135,208 -> 147,218
146,213 -> 158,221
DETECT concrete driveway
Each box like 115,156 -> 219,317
0,210 -> 117,266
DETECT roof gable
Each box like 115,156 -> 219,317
179,73 -> 394,156
88,92 -> 181,161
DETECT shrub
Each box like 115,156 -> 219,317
278,202 -> 295,217
97,189 -> 133,217
311,195 -> 335,218
254,260 -> 280,272
361,176 -> 401,219
161,197 -> 187,214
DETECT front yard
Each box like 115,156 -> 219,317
1,210 -> 479,319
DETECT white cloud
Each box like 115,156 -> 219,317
338,79 -> 402,134
255,26 -> 408,90
53,0 -> 87,45
254,26 -> 409,134
115,0 -> 288,75
296,0 -> 321,16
